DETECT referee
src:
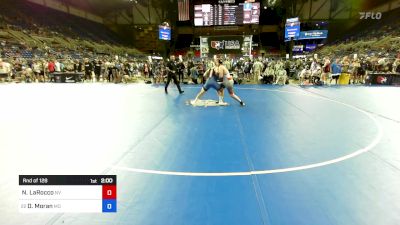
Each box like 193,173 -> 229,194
165,55 -> 184,94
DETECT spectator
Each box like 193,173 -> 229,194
94,60 -> 102,81
47,60 -> 55,82
358,59 -> 367,84
114,60 -> 123,83
275,68 -> 288,85
299,65 -> 311,85
330,59 -> 342,85
54,60 -> 61,72
21,65 -> 34,83
341,56 -> 350,73
176,60 -> 185,82
223,58 -> 232,72
252,59 -> 264,84
74,60 -> 83,73
155,60 -> 165,84
32,60 -> 42,82
143,62 -> 150,79
0,58 -> 12,81
84,58 -> 93,82
263,65 -> 275,84
190,65 -> 199,84
351,58 -> 361,84
310,59 -> 322,84
322,57 -> 331,84
243,59 -> 252,81
393,58 -> 400,73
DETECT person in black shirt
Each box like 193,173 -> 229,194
74,60 -> 83,73
73,60 -> 83,82
165,55 -> 184,94
94,60 -> 102,81
176,60 -> 185,81
84,58 -> 93,81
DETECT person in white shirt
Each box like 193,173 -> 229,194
32,61 -> 42,82
0,58 -> 6,74
0,58 -> 12,81
264,65 -> 275,84
206,59 -> 215,72
393,58 -> 400,73
274,60 -> 283,71
54,60 -> 61,72
311,60 -> 322,84
223,58 -> 232,72
351,59 -> 361,84
252,59 -> 264,83
377,57 -> 386,71
310,59 -> 319,73
21,66 -> 34,83
299,66 -> 311,85
275,68 -> 287,85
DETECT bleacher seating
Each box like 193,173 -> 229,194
316,7 -> 400,58
0,0 -> 142,58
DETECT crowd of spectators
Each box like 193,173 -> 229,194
1,0 -> 399,85
262,55 -> 400,85
183,54 -> 400,86
0,55 -> 165,83
1,53 -> 400,85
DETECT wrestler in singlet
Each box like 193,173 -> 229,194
215,60 -> 245,106
190,66 -> 224,105
202,67 -> 222,92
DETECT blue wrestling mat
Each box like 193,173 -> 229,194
0,84 -> 399,225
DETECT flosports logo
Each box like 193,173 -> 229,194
359,12 -> 382,20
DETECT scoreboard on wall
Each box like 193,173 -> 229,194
285,17 -> 300,39
194,2 -> 260,26
159,26 -> 171,41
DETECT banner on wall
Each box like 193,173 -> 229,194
285,30 -> 328,41
200,36 -> 252,57
305,44 -> 317,51
292,45 -> 304,52
299,30 -> 328,40
208,36 -> 243,54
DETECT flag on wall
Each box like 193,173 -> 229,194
178,0 -> 190,21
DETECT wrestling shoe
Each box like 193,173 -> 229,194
218,101 -> 228,106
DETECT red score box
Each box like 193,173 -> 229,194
102,185 -> 117,199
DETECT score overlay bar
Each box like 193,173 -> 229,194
19,175 -> 117,213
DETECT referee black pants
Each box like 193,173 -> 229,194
177,72 -> 184,81
165,74 -> 182,92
